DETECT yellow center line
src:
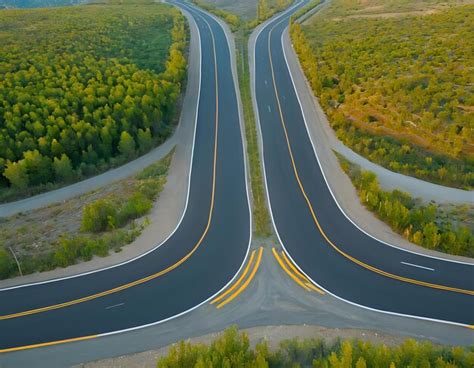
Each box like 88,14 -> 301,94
281,251 -> 324,294
216,247 -> 263,309
211,250 -> 256,304
272,248 -> 310,291
267,23 -> 474,297
0,10 -> 222,322
0,335 -> 98,354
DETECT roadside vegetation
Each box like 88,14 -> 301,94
157,327 -> 474,367
0,150 -> 173,280
291,0 -> 474,189
0,0 -> 187,202
194,0 -> 273,236
337,154 -> 473,257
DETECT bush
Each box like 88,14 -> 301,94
82,199 -> 118,233
0,248 -> 15,279
157,327 -> 474,367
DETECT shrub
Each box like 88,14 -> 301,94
82,199 -> 118,233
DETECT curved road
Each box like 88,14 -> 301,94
0,1 -> 251,352
253,0 -> 474,326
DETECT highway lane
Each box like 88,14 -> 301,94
0,1 -> 251,351
253,0 -> 474,325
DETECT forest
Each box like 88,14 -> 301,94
291,0 -> 474,189
0,1 -> 187,201
156,327 -> 474,367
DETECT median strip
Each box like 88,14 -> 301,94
213,247 -> 263,309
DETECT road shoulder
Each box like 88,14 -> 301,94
0,7 -> 201,288
280,27 -> 473,264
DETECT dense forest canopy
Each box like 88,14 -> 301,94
0,2 -> 187,200
292,0 -> 474,188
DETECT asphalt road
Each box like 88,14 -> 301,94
253,0 -> 474,325
0,0 -> 251,351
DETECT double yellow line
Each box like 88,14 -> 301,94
272,248 -> 324,294
267,22 -> 474,297
211,247 -> 264,309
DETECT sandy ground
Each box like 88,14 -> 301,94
0,7 -> 201,289
76,325 -> 412,368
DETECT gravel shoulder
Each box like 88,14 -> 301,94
0,7 -> 201,288
280,27 -> 473,264
76,325 -> 411,368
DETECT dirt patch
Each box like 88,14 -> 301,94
76,325 -> 415,368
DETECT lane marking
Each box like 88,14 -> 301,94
211,250 -> 256,304
272,247 -> 309,291
0,5 -> 222,322
216,247 -> 263,309
401,262 -> 435,272
253,0 -> 473,330
0,3 -> 256,354
267,105 -> 271,112
0,335 -> 98,354
280,250 -> 324,294
105,303 -> 125,310
266,19 -> 474,297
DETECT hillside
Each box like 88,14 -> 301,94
0,2 -> 187,202
291,0 -> 474,189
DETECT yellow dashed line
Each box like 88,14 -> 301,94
216,247 -> 263,309
267,24 -> 474,297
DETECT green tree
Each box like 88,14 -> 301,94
53,154 -> 74,182
118,131 -> 136,159
137,128 -> 153,153
3,160 -> 29,189
82,199 -> 118,233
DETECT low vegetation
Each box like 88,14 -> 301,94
0,150 -> 173,279
0,1 -> 187,202
338,154 -> 473,257
157,327 -> 474,367
291,0 -> 474,189
193,1 -> 272,236
192,0 -> 241,31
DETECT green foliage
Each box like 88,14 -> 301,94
157,327 -> 474,367
291,2 -> 474,188
0,3 -> 187,200
236,35 -> 271,236
338,154 -> 473,257
0,248 -> 15,279
192,0 -> 241,32
82,199 -> 118,233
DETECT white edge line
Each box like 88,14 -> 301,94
99,0 -> 255,341
401,262 -> 435,272
279,9 -> 473,266
2,1 -> 254,350
251,2 -> 472,329
0,3 -> 201,292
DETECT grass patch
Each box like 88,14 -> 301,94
0,149 -> 174,280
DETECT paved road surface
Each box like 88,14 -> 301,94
253,0 -> 474,326
0,0 -> 251,351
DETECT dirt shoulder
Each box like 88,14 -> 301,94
0,6 -> 201,288
75,325 -> 420,368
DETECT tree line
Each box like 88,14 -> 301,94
338,154 -> 473,257
0,3 -> 187,200
290,2 -> 474,189
156,327 -> 474,367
